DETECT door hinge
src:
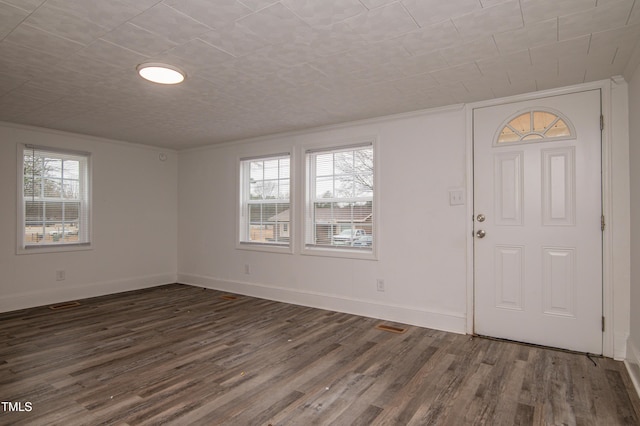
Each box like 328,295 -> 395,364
600,115 -> 604,131
602,316 -> 605,332
601,215 -> 605,231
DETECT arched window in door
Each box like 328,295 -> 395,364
495,109 -> 575,144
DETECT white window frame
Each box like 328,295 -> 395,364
17,144 -> 92,254
237,152 -> 293,254
302,138 -> 378,260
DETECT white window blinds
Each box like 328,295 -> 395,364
305,144 -> 374,251
239,154 -> 291,246
20,145 -> 91,250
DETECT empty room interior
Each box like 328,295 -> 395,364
2,0 -> 640,424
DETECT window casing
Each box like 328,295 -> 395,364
305,143 -> 375,257
18,145 -> 91,253
239,154 -> 291,249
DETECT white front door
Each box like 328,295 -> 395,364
473,90 -> 603,354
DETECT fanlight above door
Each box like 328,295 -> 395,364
495,109 -> 575,145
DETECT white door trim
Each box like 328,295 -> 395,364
465,79 -> 618,358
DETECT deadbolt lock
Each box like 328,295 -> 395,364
476,214 -> 486,222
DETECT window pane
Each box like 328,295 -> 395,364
279,158 -> 290,179
273,202 -> 290,243
23,154 -> 43,178
508,113 -> 531,134
248,224 -> 270,242
335,175 -> 354,198
61,226 -> 79,242
275,202 -> 289,218
356,169 -> 373,195
63,180 -> 80,199
46,201 -> 63,223
312,201 -> 372,247
315,177 -> 333,198
24,229 -> 42,244
64,202 -> 80,222
544,118 -> 570,138
279,181 -> 290,199
25,201 -> 44,226
334,151 -> 353,174
355,179 -> 373,198
23,153 -> 36,173
315,153 -> 333,176
250,161 -> 263,181
263,159 -> 279,180
43,178 -> 61,198
250,181 -> 263,200
261,203 -> 277,222
497,126 -> 520,143
354,149 -> 373,172
533,111 -> 556,132
247,202 -> 290,243
43,158 -> 62,178
63,160 -> 80,179
24,177 -> 41,197
261,180 -> 278,199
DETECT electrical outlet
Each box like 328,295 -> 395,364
449,189 -> 465,206
56,270 -> 66,281
376,279 -> 385,292
244,264 -> 250,275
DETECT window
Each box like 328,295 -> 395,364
18,145 -> 91,252
496,109 -> 574,144
239,154 -> 291,248
305,143 -> 374,255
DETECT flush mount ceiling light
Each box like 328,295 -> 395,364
136,63 -> 185,85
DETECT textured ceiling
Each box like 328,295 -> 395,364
1,0 -> 639,149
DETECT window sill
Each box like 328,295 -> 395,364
236,242 -> 293,255
17,243 -> 92,255
301,245 -> 377,261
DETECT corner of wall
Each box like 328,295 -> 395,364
627,43 -> 640,400
626,336 -> 640,399
0,273 -> 177,313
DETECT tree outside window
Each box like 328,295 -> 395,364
20,146 -> 90,250
306,144 -> 374,251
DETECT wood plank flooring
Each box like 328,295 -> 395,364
1,284 -> 639,425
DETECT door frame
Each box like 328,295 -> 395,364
465,79 -> 624,359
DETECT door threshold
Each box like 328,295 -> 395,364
473,334 -> 604,360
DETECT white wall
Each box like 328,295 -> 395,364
177,81 -> 633,353
178,106 -> 470,332
0,78 -> 632,361
0,124 -> 178,312
627,62 -> 640,393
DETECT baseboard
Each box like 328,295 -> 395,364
626,337 -> 640,399
0,273 -> 177,313
615,331 -> 629,360
178,272 -> 467,334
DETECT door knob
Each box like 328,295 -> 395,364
476,229 -> 486,238
476,214 -> 486,222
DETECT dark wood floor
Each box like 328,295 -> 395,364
1,284 -> 639,425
